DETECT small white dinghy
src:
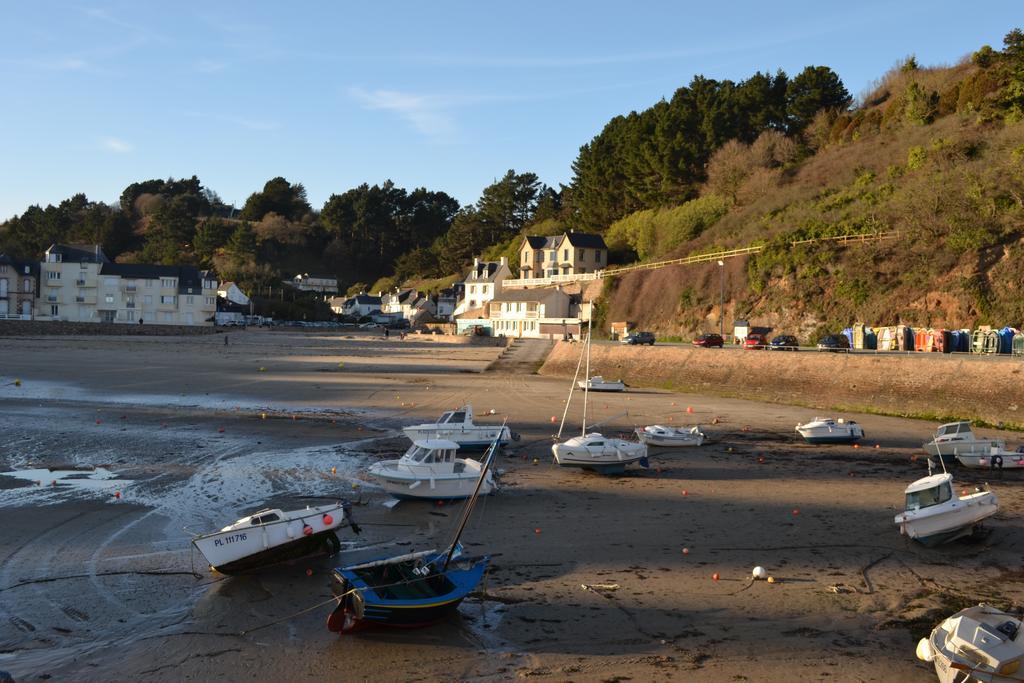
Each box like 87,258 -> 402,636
552,433 -> 648,475
894,471 -> 997,546
192,502 -> 355,574
367,439 -> 495,501
795,417 -> 863,444
636,425 -> 705,447
402,405 -> 513,450
924,421 -> 1005,459
916,604 -> 1024,683
576,376 -> 625,392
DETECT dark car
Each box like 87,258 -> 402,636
622,331 -> 655,346
769,334 -> 799,351
692,333 -> 724,348
817,334 -> 851,352
743,333 -> 767,350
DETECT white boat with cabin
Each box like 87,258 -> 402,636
577,376 -> 625,392
636,425 -> 705,447
367,439 -> 495,500
916,604 -> 1024,682
795,417 -> 863,444
192,502 -> 354,574
924,421 -> 1005,459
402,405 -> 512,450
894,472 -> 997,546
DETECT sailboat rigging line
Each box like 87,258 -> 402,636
556,330 -> 588,439
443,420 -> 504,570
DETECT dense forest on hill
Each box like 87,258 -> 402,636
2,29 -> 1023,334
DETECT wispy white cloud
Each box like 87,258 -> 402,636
195,59 -> 227,74
101,137 -> 132,154
349,87 -> 456,140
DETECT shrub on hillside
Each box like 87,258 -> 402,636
604,196 -> 730,261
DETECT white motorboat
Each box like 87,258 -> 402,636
957,446 -> 1024,470
795,417 -> 863,444
402,405 -> 513,450
636,425 -> 705,447
552,433 -> 649,474
577,376 -> 625,392
192,502 -> 355,574
916,604 -> 1024,682
367,439 -> 495,500
924,421 -> 1005,459
894,472 -> 997,546
552,314 -> 648,475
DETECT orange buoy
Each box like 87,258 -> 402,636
792,508 -> 800,516
681,489 -> 688,496
686,406 -> 694,414
682,547 -> 689,555
302,524 -> 313,536
874,444 -> 880,449
96,420 -> 102,425
550,416 -> 557,423
758,456 -> 765,464
331,466 -> 337,475
712,572 -> 720,581
114,491 -> 121,499
852,443 -> 860,449
534,528 -> 542,534
323,514 -> 334,525
305,568 -> 313,577
218,427 -> 225,433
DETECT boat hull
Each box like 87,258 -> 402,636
551,444 -> 649,474
401,426 -> 510,450
800,434 -> 862,444
895,493 -> 998,546
796,424 -> 863,444
924,438 -> 1005,458
329,553 -> 488,632
368,462 -> 494,500
576,381 -> 624,392
192,503 -> 350,574
637,429 -> 704,447
957,452 -> 1024,469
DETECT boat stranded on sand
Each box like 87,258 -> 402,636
795,417 -> 863,444
576,376 -> 625,392
367,438 -> 496,501
552,314 -> 648,475
956,445 -> 1024,470
894,471 -> 997,547
636,424 -> 705,447
916,604 -> 1024,683
192,502 -> 357,574
327,431 -> 499,633
924,421 -> 1005,460
402,405 -> 514,450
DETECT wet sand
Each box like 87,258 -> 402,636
1,329 -> 1023,681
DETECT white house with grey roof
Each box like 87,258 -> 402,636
487,286 -> 587,339
453,256 -> 511,318
33,244 -> 217,325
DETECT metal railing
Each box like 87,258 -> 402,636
501,230 -> 902,289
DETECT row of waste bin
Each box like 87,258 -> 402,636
845,324 -> 1024,355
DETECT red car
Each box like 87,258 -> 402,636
743,333 -> 767,349
692,333 -> 724,348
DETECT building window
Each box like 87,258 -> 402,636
50,304 -> 59,316
539,251 -> 544,262
0,265 -> 6,273
144,295 -> 153,305
161,295 -> 176,305
146,280 -> 153,288
23,279 -> 31,292
205,296 -> 215,305
598,251 -> 604,263
161,278 -> 175,288
186,295 -> 194,305
47,271 -> 60,280
563,249 -> 568,261
161,312 -> 173,322
469,285 -> 476,294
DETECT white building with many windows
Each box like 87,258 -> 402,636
487,287 -> 586,339
34,244 -> 217,325
453,257 -> 511,318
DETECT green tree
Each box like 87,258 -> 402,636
226,222 -> 257,259
786,66 -> 851,134
239,177 -> 311,222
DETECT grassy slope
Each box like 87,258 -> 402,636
604,61 -> 1024,342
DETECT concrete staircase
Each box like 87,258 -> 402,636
485,338 -> 556,374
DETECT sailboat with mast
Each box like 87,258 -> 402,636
551,315 -> 648,475
325,426 -> 501,633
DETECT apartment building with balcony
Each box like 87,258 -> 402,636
0,253 -> 39,319
487,287 -> 586,339
519,232 -> 608,277
33,244 -> 217,325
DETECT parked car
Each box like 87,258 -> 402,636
358,322 -> 381,329
692,333 -> 724,348
622,331 -> 656,346
743,333 -> 767,349
817,334 -> 851,352
769,334 -> 799,351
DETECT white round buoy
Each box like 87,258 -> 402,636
752,566 -> 767,580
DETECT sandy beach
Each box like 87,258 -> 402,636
2,329 -> 1023,682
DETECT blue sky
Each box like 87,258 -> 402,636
0,1 -> 1018,219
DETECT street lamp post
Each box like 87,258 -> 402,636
717,260 -> 725,340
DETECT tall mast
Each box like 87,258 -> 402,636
557,329 -> 587,439
442,422 -> 503,570
582,311 -> 591,436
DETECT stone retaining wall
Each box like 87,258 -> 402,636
0,320 -> 219,337
540,342 -> 1024,428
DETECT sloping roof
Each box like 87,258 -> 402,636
99,263 -> 207,295
0,253 -> 39,276
47,243 -> 109,263
467,261 -> 505,282
353,294 -> 382,305
562,232 -> 607,249
490,288 -> 569,303
523,235 -> 560,250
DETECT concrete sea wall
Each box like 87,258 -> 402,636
0,320 -> 219,337
540,342 -> 1024,428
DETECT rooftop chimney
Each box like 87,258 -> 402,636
500,256 -> 508,266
